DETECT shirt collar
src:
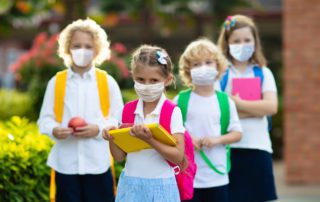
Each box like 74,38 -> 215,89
134,93 -> 167,118
229,63 -> 256,74
67,66 -> 96,80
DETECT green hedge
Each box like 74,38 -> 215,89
0,116 -> 53,202
0,89 -> 34,121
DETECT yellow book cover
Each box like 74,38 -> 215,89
109,123 -> 177,153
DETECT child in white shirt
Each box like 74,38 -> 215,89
175,38 -> 242,202
217,15 -> 278,202
103,45 -> 185,202
38,18 -> 123,202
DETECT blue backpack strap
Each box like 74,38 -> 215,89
220,69 -> 229,92
253,66 -> 264,84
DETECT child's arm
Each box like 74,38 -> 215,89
230,68 -> 278,117
37,77 -> 73,140
200,131 -> 241,148
75,76 -> 125,139
201,98 -> 242,148
103,126 -> 126,162
231,91 -> 278,117
131,124 -> 185,165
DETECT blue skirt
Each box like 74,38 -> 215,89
228,148 -> 278,202
116,172 -> 180,202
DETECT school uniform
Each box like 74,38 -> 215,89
221,64 -> 278,202
38,67 -> 123,202
174,92 -> 242,202
116,94 -> 184,202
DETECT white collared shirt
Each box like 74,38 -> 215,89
221,64 -> 277,153
123,94 -> 185,178
37,67 -> 123,174
173,92 -> 242,188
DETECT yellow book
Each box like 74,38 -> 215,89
109,123 -> 177,153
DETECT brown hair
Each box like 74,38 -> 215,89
131,44 -> 174,79
179,38 -> 228,87
217,15 -> 267,67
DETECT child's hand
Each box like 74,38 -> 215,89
191,136 -> 202,151
73,124 -> 99,138
102,126 -> 117,141
53,127 -> 73,139
200,136 -> 221,148
230,93 -> 242,105
130,124 -> 153,141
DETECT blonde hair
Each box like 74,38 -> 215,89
58,18 -> 111,67
217,14 -> 266,67
179,38 -> 228,87
131,44 -> 174,79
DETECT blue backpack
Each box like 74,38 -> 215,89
220,66 -> 272,131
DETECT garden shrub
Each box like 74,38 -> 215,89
0,116 -> 53,202
0,89 -> 34,121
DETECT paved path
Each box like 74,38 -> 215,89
274,161 -> 320,202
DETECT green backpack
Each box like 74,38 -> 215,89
177,89 -> 231,175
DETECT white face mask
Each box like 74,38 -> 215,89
134,81 -> 165,102
70,48 -> 94,67
190,65 -> 218,86
229,43 -> 255,62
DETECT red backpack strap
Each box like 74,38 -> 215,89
159,99 -> 176,134
122,100 -> 139,124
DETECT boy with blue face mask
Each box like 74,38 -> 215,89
38,18 -> 123,202
174,38 -> 242,202
217,15 -> 278,202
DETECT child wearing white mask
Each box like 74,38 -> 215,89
217,15 -> 278,202
103,45 -> 185,202
38,18 -> 123,202
174,38 -> 242,202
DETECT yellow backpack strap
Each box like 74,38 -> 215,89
95,68 -> 110,118
50,169 -> 56,202
51,69 -> 68,201
110,155 -> 117,195
54,70 -> 68,123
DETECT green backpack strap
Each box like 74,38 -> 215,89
199,90 -> 231,175
177,88 -> 192,124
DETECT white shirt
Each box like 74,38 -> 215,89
221,64 -> 277,153
174,92 -> 242,188
123,94 -> 185,178
37,67 -> 123,175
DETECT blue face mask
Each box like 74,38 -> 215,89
229,43 -> 255,62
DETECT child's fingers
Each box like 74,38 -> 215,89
109,126 -> 117,130
102,130 -> 110,140
73,131 -> 87,137
129,128 -> 136,137
142,127 -> 152,138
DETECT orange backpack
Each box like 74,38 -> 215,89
50,68 -> 116,202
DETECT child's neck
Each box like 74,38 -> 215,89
71,65 -> 92,77
143,98 -> 160,118
193,85 -> 215,97
232,60 -> 249,73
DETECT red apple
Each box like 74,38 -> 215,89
118,123 -> 134,129
68,117 -> 87,131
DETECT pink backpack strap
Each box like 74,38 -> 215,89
122,100 -> 139,124
159,99 -> 176,134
